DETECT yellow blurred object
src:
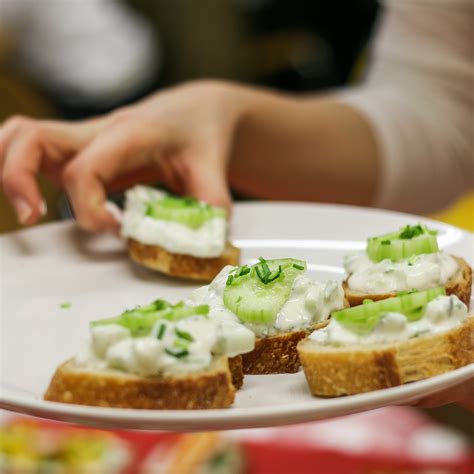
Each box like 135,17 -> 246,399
430,192 -> 474,233
0,58 -> 60,234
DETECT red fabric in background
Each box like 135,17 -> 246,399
2,408 -> 473,474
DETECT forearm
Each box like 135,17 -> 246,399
228,87 -> 379,206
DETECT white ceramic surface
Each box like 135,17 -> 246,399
1,202 -> 473,431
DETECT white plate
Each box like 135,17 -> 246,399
1,202 -> 473,431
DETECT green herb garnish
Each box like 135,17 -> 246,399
399,224 -> 425,239
174,338 -> 190,350
60,303 -> 71,309
175,328 -> 194,342
165,348 -> 189,358
255,257 -> 283,285
157,323 -> 166,340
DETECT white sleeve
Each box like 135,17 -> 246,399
339,0 -> 474,214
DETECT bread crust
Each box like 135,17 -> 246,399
228,355 -> 244,389
242,321 -> 329,374
298,317 -> 474,397
127,238 -> 240,282
343,256 -> 472,307
44,356 -> 236,409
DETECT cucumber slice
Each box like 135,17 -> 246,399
223,258 -> 306,325
91,300 -> 209,337
332,287 -> 445,334
146,195 -> 226,229
165,302 -> 209,321
367,224 -> 438,262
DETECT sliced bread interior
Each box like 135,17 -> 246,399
242,321 -> 329,374
298,316 -> 474,397
44,355 -> 236,409
128,238 -> 240,282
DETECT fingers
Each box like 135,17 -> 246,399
1,128 -> 47,224
62,121 -> 160,232
179,142 -> 233,213
0,116 -> 99,225
414,378 -> 474,409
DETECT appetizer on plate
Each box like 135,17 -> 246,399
122,186 -> 240,281
188,257 -> 346,374
343,224 -> 472,306
44,300 -> 254,409
298,288 -> 474,396
141,432 -> 244,474
0,419 -> 130,473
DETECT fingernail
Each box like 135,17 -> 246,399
13,199 -> 33,224
104,201 -> 123,224
40,200 -> 48,217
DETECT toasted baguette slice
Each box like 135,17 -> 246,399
344,256 -> 472,307
242,321 -> 329,374
44,356 -> 236,409
228,355 -> 244,389
298,317 -> 474,397
128,238 -> 240,282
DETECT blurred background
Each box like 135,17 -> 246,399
1,0 -> 472,234
0,0 -> 472,471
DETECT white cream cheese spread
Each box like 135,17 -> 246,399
75,312 -> 254,377
188,265 -> 345,337
121,185 -> 227,258
310,295 -> 468,346
344,251 -> 459,294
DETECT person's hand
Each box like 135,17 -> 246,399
0,81 -> 244,232
413,377 -> 473,410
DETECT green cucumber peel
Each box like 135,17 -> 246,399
223,257 -> 307,325
91,300 -> 209,337
332,287 -> 446,335
145,194 -> 226,229
367,224 -> 439,262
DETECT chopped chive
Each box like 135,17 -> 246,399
265,265 -> 282,283
260,261 -> 271,276
255,265 -> 265,282
381,240 -> 391,245
165,348 -> 189,358
60,302 -> 71,309
175,328 -> 194,342
226,274 -> 234,286
293,264 -> 304,271
157,323 -> 166,340
153,299 -> 170,311
399,224 -> 425,239
240,266 -> 250,276
174,338 -> 190,350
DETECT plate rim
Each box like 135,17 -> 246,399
1,202 -> 473,430
1,363 -> 472,431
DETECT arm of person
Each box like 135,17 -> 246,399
228,92 -> 379,206
229,0 -> 473,214
1,1 -> 472,225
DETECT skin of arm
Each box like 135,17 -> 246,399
0,80 -> 379,231
228,89 -> 379,206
